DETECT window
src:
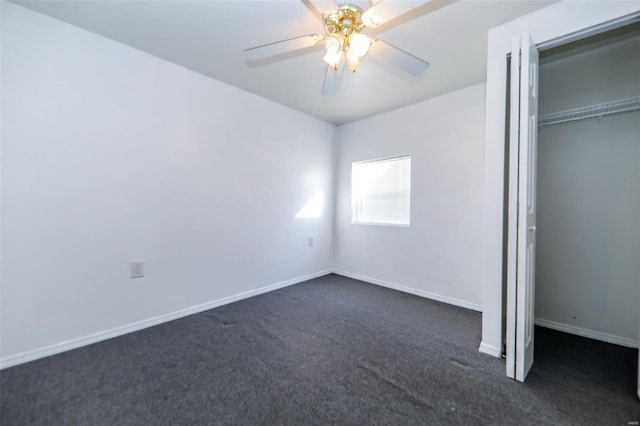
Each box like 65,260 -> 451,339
351,155 -> 411,226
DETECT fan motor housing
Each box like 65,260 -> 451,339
324,6 -> 365,37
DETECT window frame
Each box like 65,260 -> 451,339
351,154 -> 412,228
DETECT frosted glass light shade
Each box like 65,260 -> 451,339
346,49 -> 359,72
323,49 -> 343,68
349,33 -> 371,58
323,36 -> 343,68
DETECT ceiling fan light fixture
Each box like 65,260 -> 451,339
323,50 -> 343,69
346,49 -> 360,73
348,33 -> 371,58
243,0 -> 431,95
321,5 -> 373,73
324,35 -> 342,51
323,35 -> 343,69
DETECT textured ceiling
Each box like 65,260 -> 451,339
15,0 -> 556,125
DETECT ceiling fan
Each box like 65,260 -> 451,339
243,0 -> 433,96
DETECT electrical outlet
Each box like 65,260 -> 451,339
130,261 -> 144,279
308,236 -> 314,247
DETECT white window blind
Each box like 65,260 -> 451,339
352,155 -> 411,226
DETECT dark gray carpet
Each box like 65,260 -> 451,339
1,274 -> 638,425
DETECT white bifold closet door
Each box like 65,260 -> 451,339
506,32 -> 539,383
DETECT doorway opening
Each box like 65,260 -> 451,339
503,20 -> 640,393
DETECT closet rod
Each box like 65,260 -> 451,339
538,96 -> 640,127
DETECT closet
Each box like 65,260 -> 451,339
534,24 -> 640,349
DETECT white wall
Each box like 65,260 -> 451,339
333,84 -> 486,311
535,33 -> 640,346
481,1 -> 640,357
0,3 -> 335,367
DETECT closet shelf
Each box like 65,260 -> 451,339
538,96 -> 640,127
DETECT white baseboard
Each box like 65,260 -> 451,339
332,270 -> 482,312
479,341 -> 503,358
535,317 -> 639,349
0,270 -> 333,370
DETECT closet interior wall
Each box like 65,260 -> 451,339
535,25 -> 640,347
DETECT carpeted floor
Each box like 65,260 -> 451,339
1,274 -> 638,425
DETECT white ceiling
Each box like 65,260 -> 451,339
15,0 -> 555,125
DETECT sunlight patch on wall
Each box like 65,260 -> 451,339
295,190 -> 324,218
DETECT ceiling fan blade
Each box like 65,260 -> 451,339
321,61 -> 345,96
301,0 -> 337,21
244,34 -> 322,61
303,0 -> 338,18
364,0 -> 433,27
368,39 -> 429,77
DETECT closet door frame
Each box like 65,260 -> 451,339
479,2 -> 640,383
